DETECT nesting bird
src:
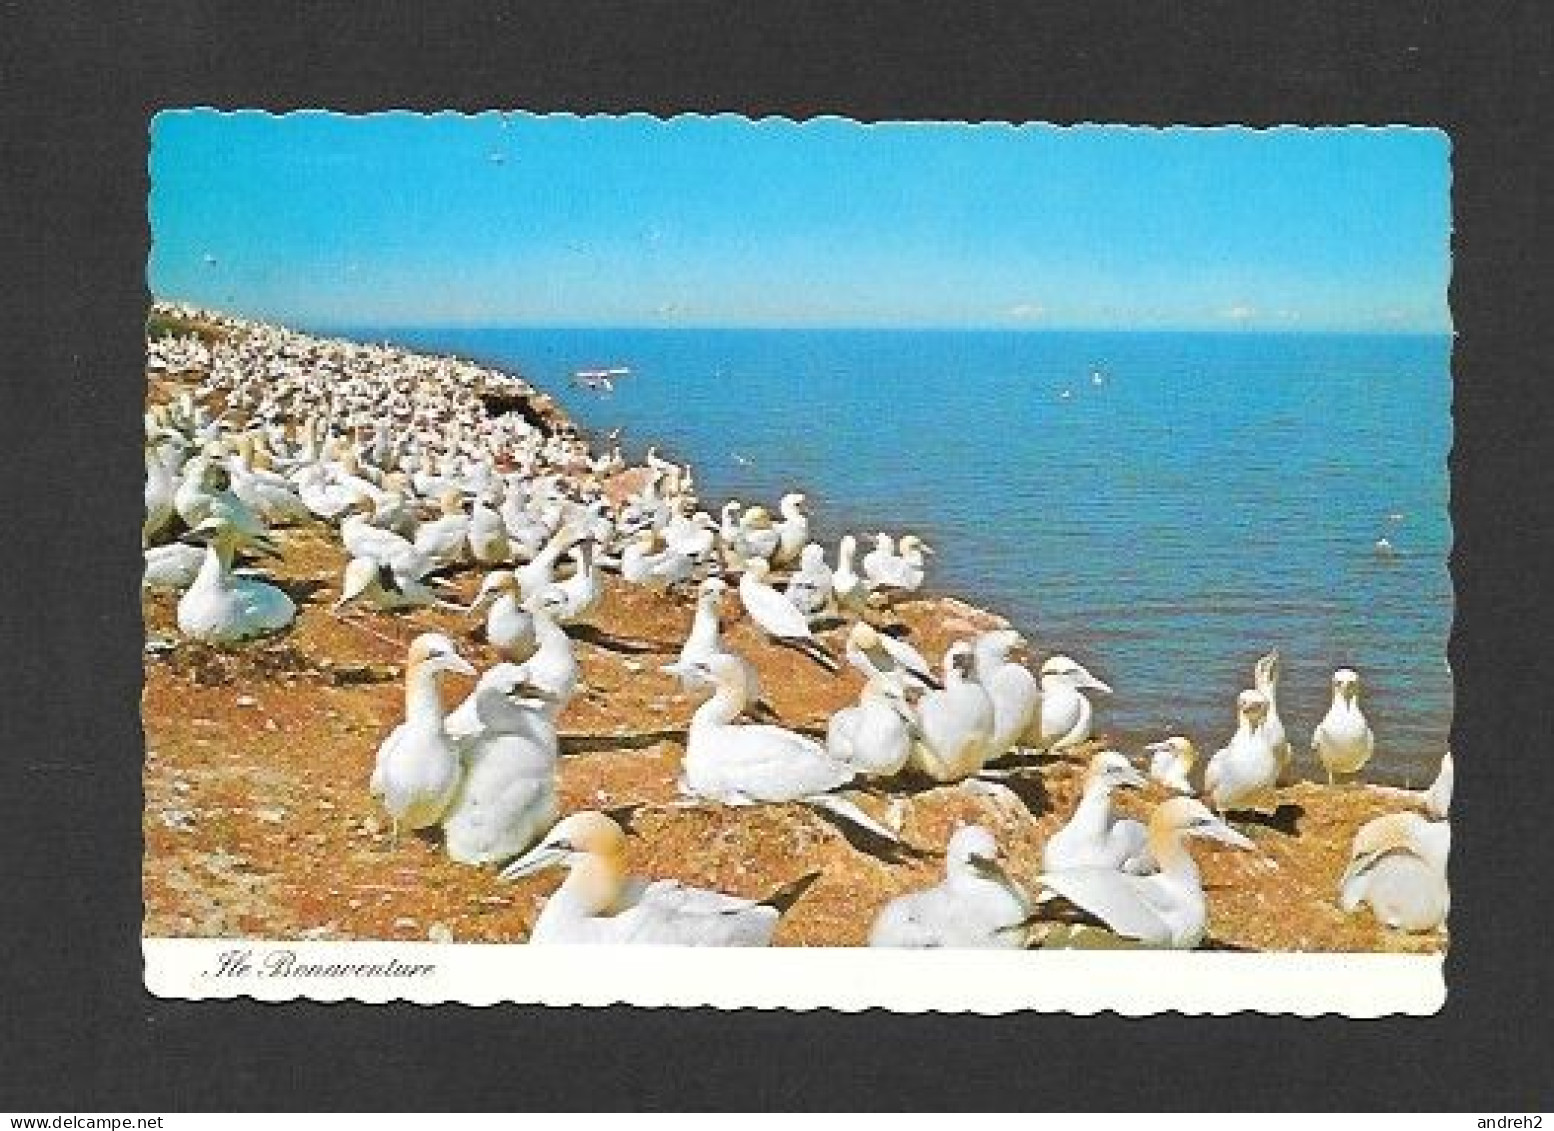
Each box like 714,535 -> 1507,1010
370,634 -> 476,843
1339,811 -> 1449,933
869,826 -> 1029,948
500,811 -> 820,945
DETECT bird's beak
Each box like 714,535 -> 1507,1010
1196,821 -> 1255,851
922,545 -> 936,556
1080,673 -> 1113,694
498,842 -> 569,881
1143,740 -> 1172,756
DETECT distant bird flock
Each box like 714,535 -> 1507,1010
144,304 -> 1450,948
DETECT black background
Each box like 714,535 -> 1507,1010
1,0 -> 1550,1111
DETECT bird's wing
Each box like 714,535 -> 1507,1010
627,881 -> 776,946
742,580 -> 812,638
879,633 -> 934,682
1038,869 -> 1170,944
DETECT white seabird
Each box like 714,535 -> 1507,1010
334,556 -> 460,613
1252,650 -> 1293,779
1313,668 -> 1375,784
175,521 -> 294,644
1037,655 -> 1112,752
1042,751 -> 1152,874
825,671 -> 916,777
369,633 -> 476,842
1144,735 -> 1198,795
910,642 -> 997,782
737,557 -> 839,671
970,628 -> 1041,757
1338,810 -> 1449,933
783,542 -> 836,621
500,811 -> 820,945
680,654 -> 897,840
772,491 -> 811,568
830,534 -> 872,617
440,664 -> 561,867
467,570 -> 538,663
845,621 -> 938,690
661,577 -> 766,709
1204,688 -> 1281,814
1036,797 -> 1255,949
868,825 -> 1030,948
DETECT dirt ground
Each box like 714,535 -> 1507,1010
141,359 -> 1446,953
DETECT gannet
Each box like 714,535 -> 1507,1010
868,825 -> 1030,948
1312,668 -> 1375,784
861,533 -> 896,586
227,436 -> 312,526
1205,689 -> 1280,814
845,622 -> 938,690
680,655 -> 896,840
733,505 -> 781,564
523,590 -> 580,721
738,558 -> 839,671
466,496 -> 511,565
825,671 -> 916,777
440,664 -> 560,866
971,628 -> 1041,757
334,556 -> 459,613
830,534 -> 872,616
340,500 -> 434,581
1145,736 -> 1198,795
783,542 -> 836,621
661,578 -> 765,707
717,500 -> 745,570
369,634 -> 475,842
910,642 -> 997,782
1036,797 -> 1255,949
772,491 -> 810,568
501,811 -> 820,945
468,570 -> 537,663
1043,751 -> 1152,874
413,489 -> 472,571
864,533 -> 933,594
1252,651 -> 1293,779
175,522 -> 294,644
662,509 -> 718,560
1338,811 -> 1449,933
292,463 -> 360,522
533,541 -> 602,626
1037,655 -> 1112,751
621,529 -> 696,591
143,444 -> 179,544
514,524 -> 582,598
174,456 -> 271,550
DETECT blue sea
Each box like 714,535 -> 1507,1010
350,327 -> 1453,782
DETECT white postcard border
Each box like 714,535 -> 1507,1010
144,938 -> 1444,1015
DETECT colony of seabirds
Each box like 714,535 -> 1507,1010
145,304 -> 1451,949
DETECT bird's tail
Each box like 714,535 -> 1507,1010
760,870 -> 823,916
802,793 -> 900,843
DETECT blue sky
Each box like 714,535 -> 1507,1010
149,112 -> 1451,332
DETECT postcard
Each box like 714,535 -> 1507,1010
141,112 -> 1450,1013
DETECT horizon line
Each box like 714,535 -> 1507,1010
152,299 -> 1452,338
